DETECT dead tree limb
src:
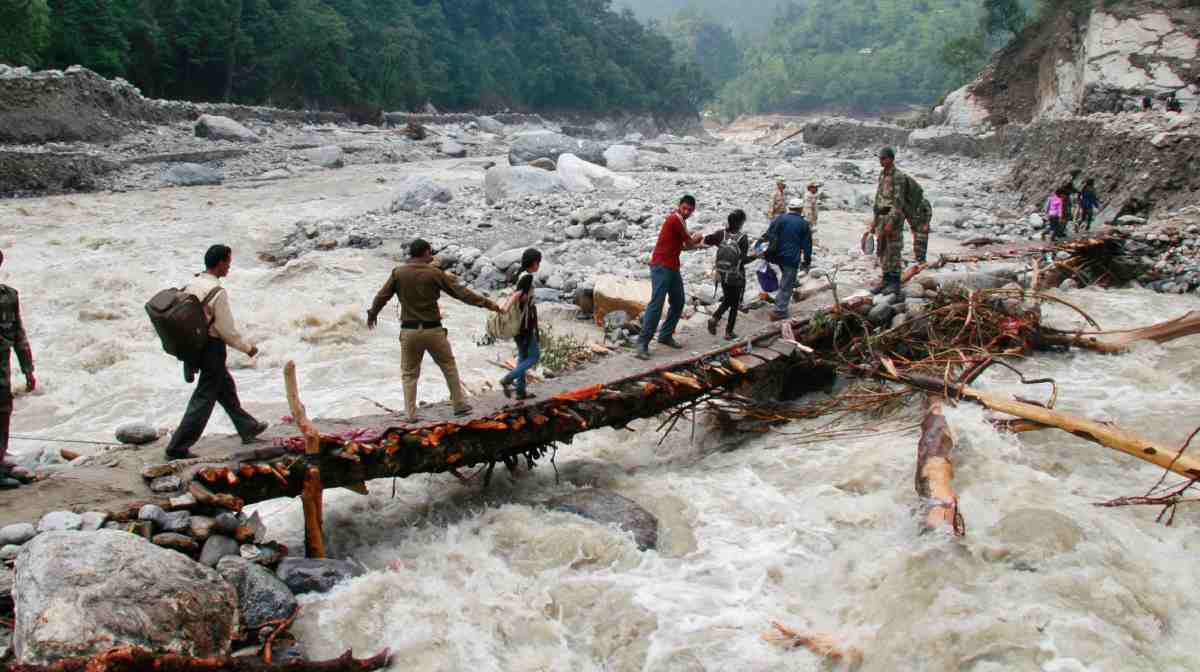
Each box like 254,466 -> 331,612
7,646 -> 391,672
1042,310 -> 1200,354
916,398 -> 963,535
284,361 -> 326,559
897,373 -> 1200,480
762,622 -> 864,665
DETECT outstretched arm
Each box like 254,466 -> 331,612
366,272 -> 398,329
442,272 -> 500,312
12,291 -> 34,391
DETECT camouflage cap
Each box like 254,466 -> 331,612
879,146 -> 896,159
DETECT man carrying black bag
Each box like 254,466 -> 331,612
162,245 -> 267,460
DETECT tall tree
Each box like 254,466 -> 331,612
0,0 -> 51,66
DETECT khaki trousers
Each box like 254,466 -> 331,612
400,327 -> 466,419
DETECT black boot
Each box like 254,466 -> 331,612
884,272 -> 902,297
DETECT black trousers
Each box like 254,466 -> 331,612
0,394 -> 11,463
167,339 -> 259,454
713,279 -> 745,334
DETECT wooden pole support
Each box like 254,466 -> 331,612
915,398 -> 962,535
284,361 -> 326,559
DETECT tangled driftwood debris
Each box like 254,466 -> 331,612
6,647 -> 391,672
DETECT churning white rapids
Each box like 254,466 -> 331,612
4,159 -> 1200,672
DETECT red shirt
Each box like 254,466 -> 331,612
649,212 -> 688,270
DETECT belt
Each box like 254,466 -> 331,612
401,320 -> 442,330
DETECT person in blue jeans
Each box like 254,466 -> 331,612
637,195 -> 704,360
500,249 -> 542,400
764,198 -> 813,321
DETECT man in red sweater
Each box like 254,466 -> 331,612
636,195 -> 704,360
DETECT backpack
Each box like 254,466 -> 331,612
913,197 -> 933,230
714,232 -> 747,281
145,286 -> 223,363
486,274 -> 530,340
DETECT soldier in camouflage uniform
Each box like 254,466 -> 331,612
870,147 -> 922,296
0,250 -> 36,487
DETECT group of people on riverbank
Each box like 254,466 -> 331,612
1043,178 -> 1101,240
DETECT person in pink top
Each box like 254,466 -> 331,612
1045,189 -> 1066,240
636,195 -> 704,360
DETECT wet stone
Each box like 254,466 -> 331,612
213,512 -> 241,536
190,516 -> 216,541
547,488 -> 659,551
0,545 -> 20,562
0,523 -> 37,546
142,463 -> 177,479
115,423 -> 159,445
217,557 -> 297,629
152,532 -> 199,554
200,535 -> 240,567
79,512 -> 108,531
276,558 -> 364,595
37,511 -> 83,533
138,504 -> 167,529
150,475 -> 184,493
161,511 -> 192,534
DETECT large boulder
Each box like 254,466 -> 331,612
591,274 -> 652,327
509,131 -> 608,167
389,175 -> 453,212
300,146 -> 345,169
13,531 -> 237,664
484,165 -> 566,203
547,489 -> 659,551
602,145 -> 640,171
800,117 -> 910,150
115,422 -> 159,445
194,114 -> 259,143
216,557 -> 296,629
556,154 -> 637,193
438,140 -> 467,158
476,115 -> 505,135
162,163 -> 223,187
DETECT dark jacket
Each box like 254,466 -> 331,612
765,213 -> 813,268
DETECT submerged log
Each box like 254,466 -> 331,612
7,646 -> 390,672
898,373 -> 1200,480
763,622 -> 864,665
1042,310 -> 1200,354
915,398 -> 963,535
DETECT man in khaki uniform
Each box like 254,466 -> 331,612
767,177 -> 789,221
0,250 -> 35,488
368,239 -> 500,421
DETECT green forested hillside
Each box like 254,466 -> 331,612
1,0 -> 706,116
716,0 -> 985,115
615,0 -> 782,34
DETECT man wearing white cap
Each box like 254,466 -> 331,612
762,197 -> 812,321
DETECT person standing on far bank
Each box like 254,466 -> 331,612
767,177 -> 789,221
165,245 -> 268,460
636,195 -> 704,360
368,238 -> 501,421
0,250 -> 35,488
500,248 -> 542,401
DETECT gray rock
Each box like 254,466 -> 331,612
163,163 -> 223,187
79,512 -> 108,532
150,475 -> 183,493
547,488 -> 658,551
780,143 -> 805,158
13,531 -> 237,663
603,144 -> 639,171
890,313 -> 908,329
528,158 -> 557,171
533,288 -> 562,302
0,545 -> 20,561
138,504 -> 167,529
217,557 -> 297,629
439,140 -> 467,158
300,146 -> 344,169
115,422 -> 159,445
564,225 -> 587,239
37,511 -> 82,533
190,516 -> 216,541
275,558 -> 364,595
484,166 -> 565,203
557,154 -> 637,193
194,114 -> 260,143
591,222 -> 628,241
0,523 -> 36,546
868,303 -> 895,325
509,131 -> 608,166
490,247 -> 526,271
213,513 -> 241,536
476,116 -> 505,135
571,208 -> 604,225
199,535 -> 241,567
389,175 -> 453,212
161,511 -> 192,534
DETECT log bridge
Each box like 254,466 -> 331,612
0,235 -> 1160,546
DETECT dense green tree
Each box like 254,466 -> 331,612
0,0 -> 51,66
47,0 -> 128,76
